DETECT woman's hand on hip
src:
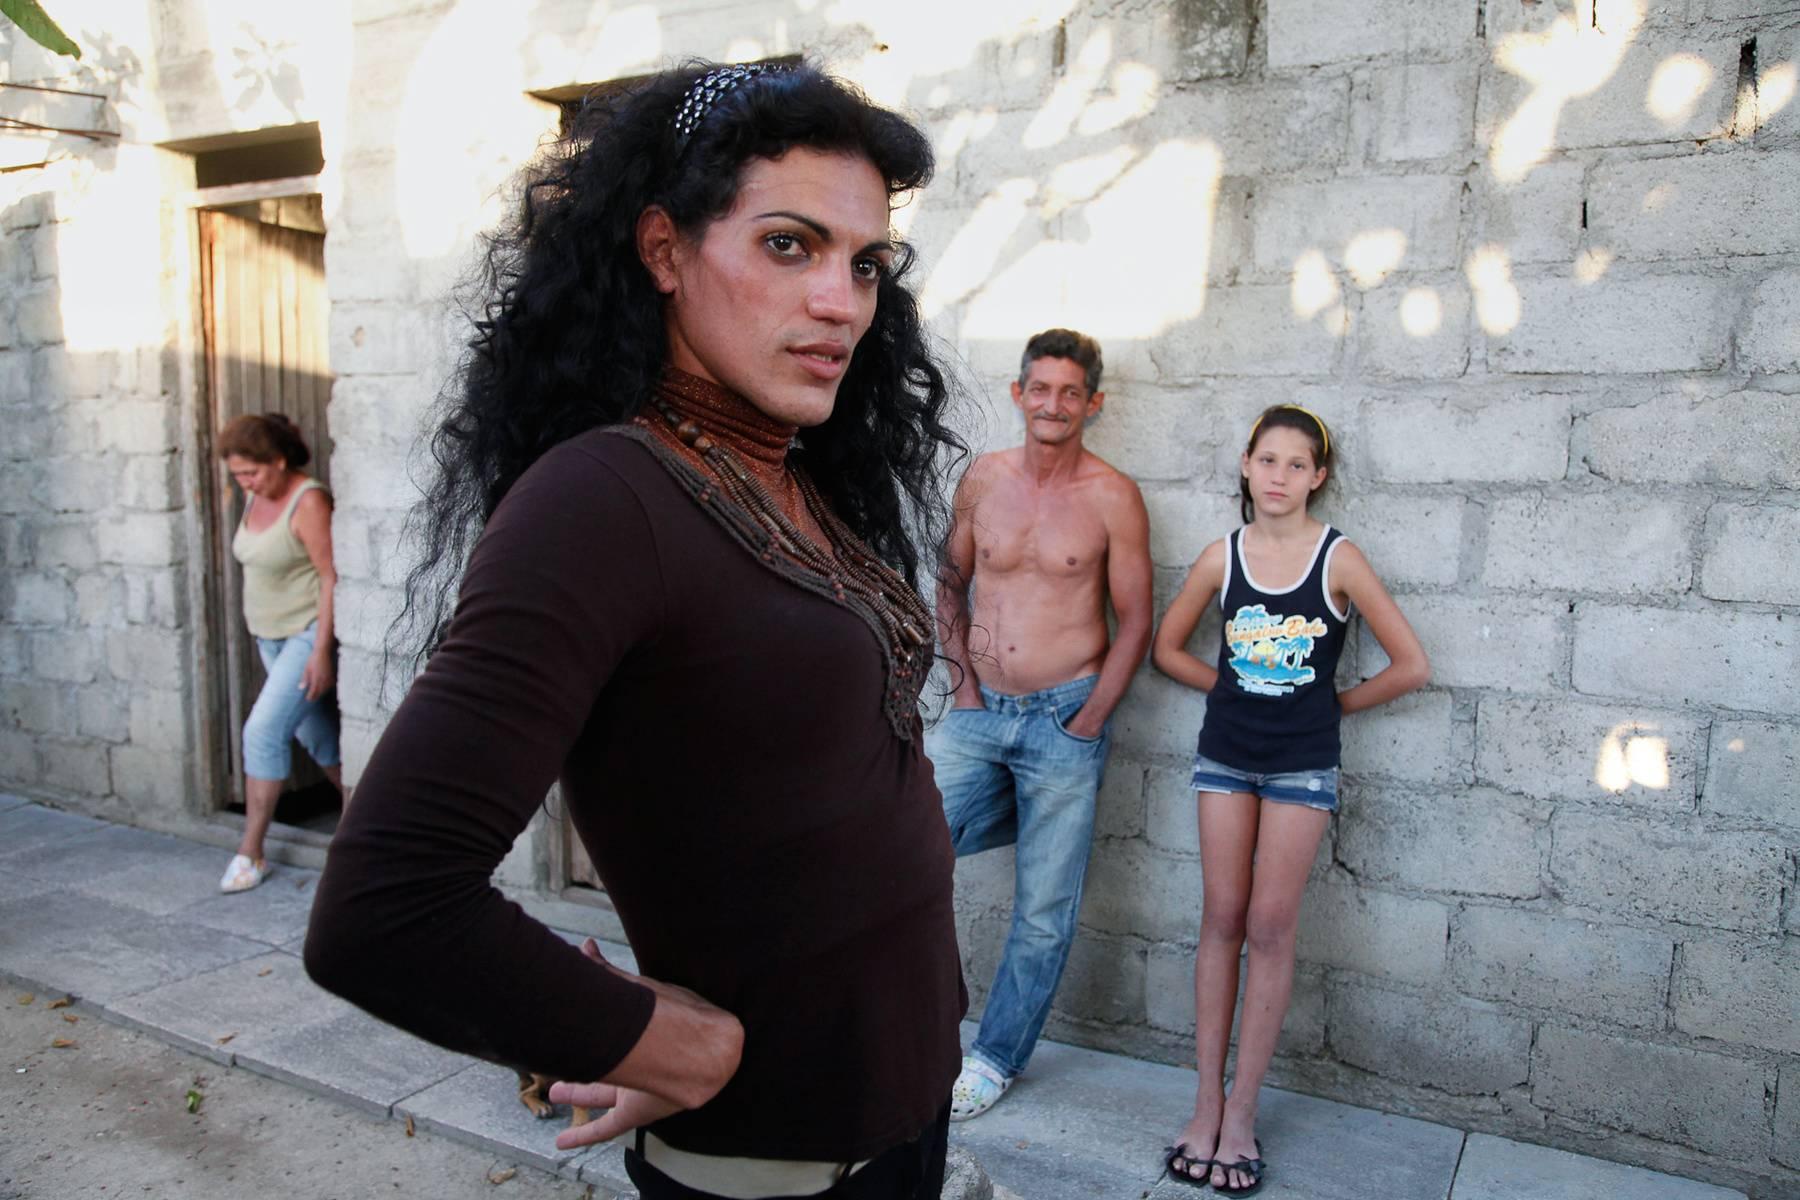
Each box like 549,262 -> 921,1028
551,938 -> 744,1150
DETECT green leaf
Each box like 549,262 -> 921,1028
185,1088 -> 203,1113
0,0 -> 82,60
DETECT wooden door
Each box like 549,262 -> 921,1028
198,207 -> 332,809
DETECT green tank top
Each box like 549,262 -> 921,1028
232,478 -> 326,639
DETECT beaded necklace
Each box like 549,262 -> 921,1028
623,368 -> 933,740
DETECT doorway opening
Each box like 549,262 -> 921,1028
178,124 -> 341,842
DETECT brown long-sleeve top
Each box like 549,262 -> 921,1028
304,426 -> 966,1162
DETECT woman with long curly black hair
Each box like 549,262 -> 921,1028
391,61 -> 962,670
306,61 -> 971,1199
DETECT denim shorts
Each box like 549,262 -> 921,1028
1191,751 -> 1339,813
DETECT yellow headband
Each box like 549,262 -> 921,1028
1250,405 -> 1330,460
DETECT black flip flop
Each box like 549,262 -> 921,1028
1163,1143 -> 1216,1189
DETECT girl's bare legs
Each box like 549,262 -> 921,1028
1212,798 -> 1330,1189
1169,791 -> 1258,1182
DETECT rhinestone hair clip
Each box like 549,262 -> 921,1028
672,62 -> 793,150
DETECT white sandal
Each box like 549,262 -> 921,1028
219,854 -> 270,894
949,1055 -> 1011,1121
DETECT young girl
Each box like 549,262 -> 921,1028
1152,405 -> 1429,1194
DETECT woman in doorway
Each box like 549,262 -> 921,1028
217,413 -> 342,894
304,61 -> 970,1199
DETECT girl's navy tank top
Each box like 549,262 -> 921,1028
1197,524 -> 1350,774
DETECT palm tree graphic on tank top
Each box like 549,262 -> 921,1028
1225,604 -> 1330,696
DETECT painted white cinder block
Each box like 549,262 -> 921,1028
1476,34 -> 1741,154
1356,278 -> 1472,380
1574,602 -> 1800,716
1578,389 -> 1800,489
1250,174 -> 1465,276
1490,274 -> 1734,374
1484,492 -> 1694,596
1704,719 -> 1800,828
1295,880 -> 1449,985
1266,0 -> 1476,68
1328,982 -> 1532,1094
1360,592 -> 1570,693
1340,689 -> 1463,785
1673,937 -> 1800,1054
1588,150 -> 1800,261
1142,78 -> 1354,175
1474,694 -> 1705,809
1549,811 -> 1788,936
1362,60 -> 1480,163
1741,269 -> 1800,374
1362,390 -> 1571,483
1316,491 -> 1465,588
1700,503 -> 1800,605
1450,906 -> 1674,1029
1474,158 -> 1586,266
1154,284 -> 1346,378
1337,785 -> 1547,899
94,512 -> 185,568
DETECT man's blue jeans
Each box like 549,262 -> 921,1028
927,675 -> 1109,1080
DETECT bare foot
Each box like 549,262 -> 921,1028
1212,1104 -> 1261,1191
1166,1109 -> 1220,1184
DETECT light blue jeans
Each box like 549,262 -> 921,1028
244,621 -> 341,781
928,675 -> 1110,1080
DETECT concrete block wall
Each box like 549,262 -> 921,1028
0,133 -> 199,830
3,0 -> 1797,1193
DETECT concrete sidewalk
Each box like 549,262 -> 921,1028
0,797 -> 1749,1200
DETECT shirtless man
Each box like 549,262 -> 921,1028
931,328 -> 1153,1121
